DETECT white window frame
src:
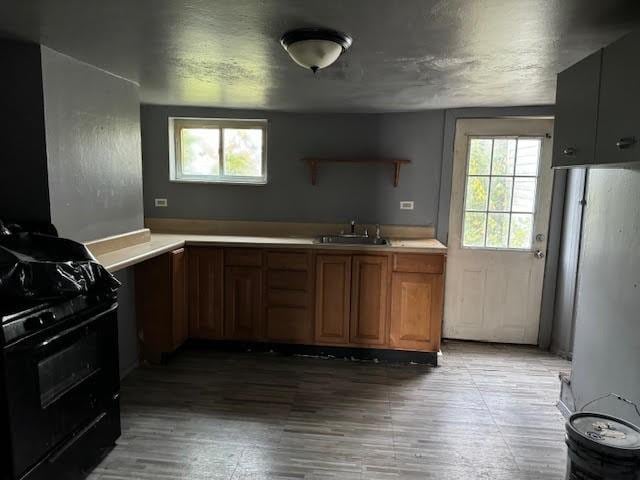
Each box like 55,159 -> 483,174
169,117 -> 268,185
461,135 -> 543,252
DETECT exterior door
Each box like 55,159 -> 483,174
444,118 -> 554,344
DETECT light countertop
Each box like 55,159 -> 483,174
91,233 -> 447,273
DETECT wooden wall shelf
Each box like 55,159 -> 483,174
303,158 -> 411,187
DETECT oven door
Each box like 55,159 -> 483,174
3,302 -> 119,478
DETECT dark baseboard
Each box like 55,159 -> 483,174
183,339 -> 438,366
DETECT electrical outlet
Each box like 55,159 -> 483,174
400,201 -> 414,210
155,198 -> 168,207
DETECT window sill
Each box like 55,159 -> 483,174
169,178 -> 267,186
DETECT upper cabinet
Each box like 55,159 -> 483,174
595,30 -> 640,166
552,50 -> 602,168
553,30 -> 640,168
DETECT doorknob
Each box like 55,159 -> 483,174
535,233 -> 545,242
534,250 -> 545,259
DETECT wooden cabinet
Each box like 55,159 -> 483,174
135,248 -> 188,363
188,247 -> 223,339
315,254 -> 351,344
350,255 -> 388,345
552,50 -> 602,169
137,244 -> 445,356
595,30 -> 640,166
389,254 -> 444,352
265,251 -> 314,343
224,249 -> 263,340
389,271 -> 443,352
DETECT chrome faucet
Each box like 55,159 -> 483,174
375,224 -> 381,239
350,219 -> 356,235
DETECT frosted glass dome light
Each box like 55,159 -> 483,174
280,28 -> 353,73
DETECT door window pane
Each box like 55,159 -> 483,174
468,139 -> 492,175
462,136 -> 542,250
512,178 -> 537,213
223,128 -> 263,177
509,214 -> 534,249
463,212 -> 487,247
515,139 -> 541,176
488,177 -> 513,212
487,213 -> 510,248
491,139 -> 516,175
180,128 -> 220,176
465,177 -> 489,211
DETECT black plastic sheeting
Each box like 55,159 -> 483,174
0,221 -> 120,301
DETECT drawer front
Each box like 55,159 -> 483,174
225,248 -> 263,267
267,270 -> 309,291
266,251 -> 310,271
393,253 -> 444,274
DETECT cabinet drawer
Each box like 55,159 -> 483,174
266,251 -> 310,270
225,248 -> 263,267
267,288 -> 308,307
267,270 -> 309,291
393,253 -> 444,274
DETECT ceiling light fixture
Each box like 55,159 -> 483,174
280,28 -> 353,73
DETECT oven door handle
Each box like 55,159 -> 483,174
35,303 -> 117,350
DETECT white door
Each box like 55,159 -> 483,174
443,118 -> 554,344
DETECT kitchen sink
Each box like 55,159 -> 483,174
316,235 -> 388,246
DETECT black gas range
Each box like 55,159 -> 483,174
0,222 -> 121,480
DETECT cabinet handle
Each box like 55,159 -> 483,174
616,137 -> 636,150
562,147 -> 576,156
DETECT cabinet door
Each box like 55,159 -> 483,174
350,255 -> 388,345
314,255 -> 351,344
188,247 -> 223,339
552,49 -> 602,168
171,248 -> 188,349
224,266 -> 262,340
596,30 -> 640,166
389,272 -> 443,352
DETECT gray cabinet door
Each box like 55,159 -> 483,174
595,30 -> 640,166
552,50 -> 602,168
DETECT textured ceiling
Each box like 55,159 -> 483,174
1,0 -> 639,112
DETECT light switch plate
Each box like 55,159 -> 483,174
155,198 -> 168,207
400,201 -> 414,210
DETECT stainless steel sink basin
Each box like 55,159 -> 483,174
316,235 -> 388,246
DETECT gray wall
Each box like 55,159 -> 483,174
550,168 -> 587,358
38,47 -> 144,378
141,106 -> 445,227
41,47 -> 144,242
0,39 -> 50,223
569,168 -> 640,423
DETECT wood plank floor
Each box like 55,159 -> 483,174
88,340 -> 571,480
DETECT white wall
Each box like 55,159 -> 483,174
569,168 -> 640,422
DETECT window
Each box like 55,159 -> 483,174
169,118 -> 267,184
462,136 -> 542,250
